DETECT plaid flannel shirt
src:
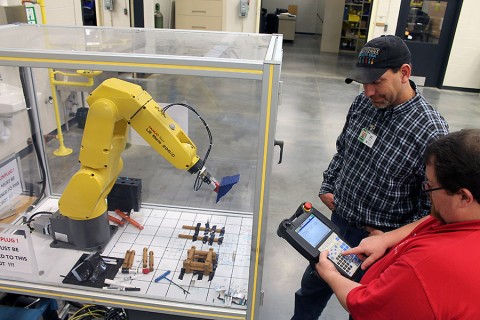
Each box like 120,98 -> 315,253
320,82 -> 449,229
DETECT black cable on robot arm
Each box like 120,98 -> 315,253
162,103 -> 213,191
26,211 -> 53,223
25,211 -> 53,232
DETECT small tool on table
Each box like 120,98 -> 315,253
115,209 -> 144,230
154,270 -> 190,295
108,214 -> 125,225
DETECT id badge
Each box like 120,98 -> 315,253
358,128 -> 377,148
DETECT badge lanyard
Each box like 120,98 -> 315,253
358,124 -> 377,148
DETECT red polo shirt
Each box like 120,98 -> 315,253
347,216 -> 480,319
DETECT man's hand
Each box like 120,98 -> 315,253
343,234 -> 389,270
344,216 -> 429,270
316,250 -> 339,279
319,193 -> 335,211
315,250 -> 361,311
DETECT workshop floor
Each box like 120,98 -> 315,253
34,34 -> 480,320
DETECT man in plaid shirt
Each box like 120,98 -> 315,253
292,35 -> 449,320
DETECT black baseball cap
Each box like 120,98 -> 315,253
345,35 -> 411,84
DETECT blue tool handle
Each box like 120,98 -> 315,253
154,270 -> 171,283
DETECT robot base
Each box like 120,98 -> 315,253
49,211 -> 117,252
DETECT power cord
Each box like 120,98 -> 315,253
24,211 -> 53,234
68,304 -> 126,320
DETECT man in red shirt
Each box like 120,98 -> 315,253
316,129 -> 480,319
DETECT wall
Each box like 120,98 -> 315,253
315,0 -> 325,35
442,0 -> 480,90
224,0 -> 258,33
319,0 -> 343,53
95,0 -> 130,27
368,0 -> 401,38
45,0 -> 82,25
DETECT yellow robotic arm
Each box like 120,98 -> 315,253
50,78 -> 221,251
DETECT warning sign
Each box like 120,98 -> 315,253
0,156 -> 22,219
25,6 -> 37,24
0,233 -> 32,274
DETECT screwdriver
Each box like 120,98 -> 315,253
154,270 -> 190,295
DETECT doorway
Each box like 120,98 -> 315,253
131,0 -> 144,27
395,0 -> 463,87
81,0 -> 97,26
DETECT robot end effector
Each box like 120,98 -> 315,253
188,158 -> 240,203
189,159 -> 220,191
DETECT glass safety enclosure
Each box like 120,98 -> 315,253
0,24 -> 282,320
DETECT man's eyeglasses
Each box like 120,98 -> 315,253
422,181 -> 444,193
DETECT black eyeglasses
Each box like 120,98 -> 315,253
422,181 -> 445,193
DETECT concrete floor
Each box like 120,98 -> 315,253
21,34 -> 480,319
259,34 -> 480,320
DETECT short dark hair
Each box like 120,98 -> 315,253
390,67 -> 401,74
424,129 -> 480,202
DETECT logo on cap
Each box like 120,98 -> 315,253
358,47 -> 380,66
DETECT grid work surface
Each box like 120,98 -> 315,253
102,205 -> 253,307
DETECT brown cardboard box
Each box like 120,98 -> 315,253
288,5 -> 298,15
425,2 -> 446,39
0,6 -> 27,25
429,17 -> 442,39
425,1 -> 447,18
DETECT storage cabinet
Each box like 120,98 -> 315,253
339,0 -> 372,53
278,15 -> 296,41
175,0 -> 224,31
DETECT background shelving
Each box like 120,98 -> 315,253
339,0 -> 372,53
